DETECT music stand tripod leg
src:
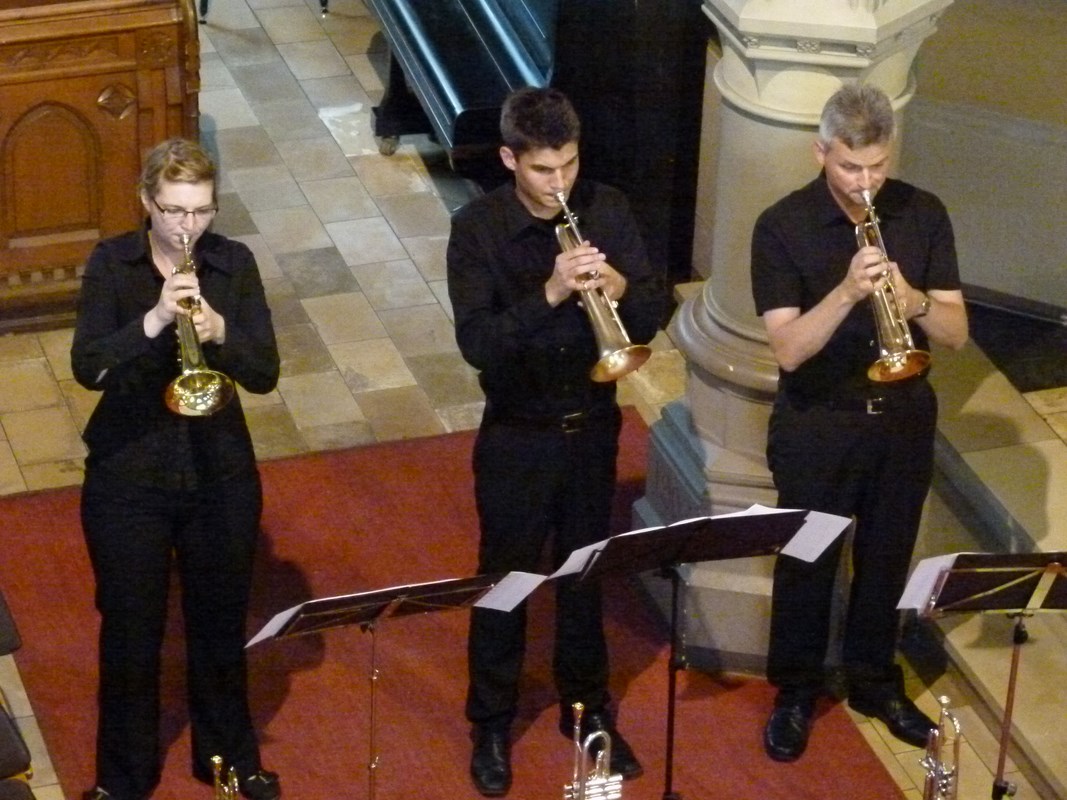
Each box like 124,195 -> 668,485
365,622 -> 382,800
992,615 -> 1028,800
662,565 -> 685,800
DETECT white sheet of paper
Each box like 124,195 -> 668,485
473,572 -> 547,613
711,503 -> 794,518
897,553 -> 960,610
778,510 -> 853,562
474,505 -> 852,612
246,605 -> 301,648
550,540 -> 607,579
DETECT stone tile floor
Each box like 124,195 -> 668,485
0,0 -> 1065,797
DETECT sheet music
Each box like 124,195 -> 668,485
247,604 -> 303,647
474,504 -> 841,612
711,503 -> 794,518
779,510 -> 854,562
474,572 -> 547,613
551,541 -> 608,579
897,553 -> 960,610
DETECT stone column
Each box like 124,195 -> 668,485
635,0 -> 952,673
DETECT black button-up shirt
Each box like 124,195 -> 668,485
751,174 -> 961,399
446,179 -> 664,419
71,227 -> 279,489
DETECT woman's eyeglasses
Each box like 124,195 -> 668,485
152,198 -> 218,221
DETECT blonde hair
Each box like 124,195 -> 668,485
139,138 -> 217,201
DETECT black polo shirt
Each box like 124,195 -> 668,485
446,179 -> 664,419
751,174 -> 960,399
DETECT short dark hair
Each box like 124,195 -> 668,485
139,138 -> 217,201
499,86 -> 580,155
818,83 -> 895,149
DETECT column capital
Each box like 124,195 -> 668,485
704,0 -> 950,123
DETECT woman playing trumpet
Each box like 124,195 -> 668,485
72,138 -> 280,800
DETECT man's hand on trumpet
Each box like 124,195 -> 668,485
545,242 -> 627,306
842,244 -> 894,303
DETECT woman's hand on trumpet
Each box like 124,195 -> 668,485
187,296 -> 226,344
144,271 -> 200,336
546,243 -> 626,306
143,272 -> 226,343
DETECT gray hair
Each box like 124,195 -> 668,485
818,83 -> 895,149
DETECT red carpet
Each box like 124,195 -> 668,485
0,409 -> 903,799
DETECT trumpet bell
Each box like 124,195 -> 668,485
591,344 -> 651,383
869,349 -> 930,383
165,369 -> 235,416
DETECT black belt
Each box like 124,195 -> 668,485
488,409 -> 603,433
784,388 -> 923,416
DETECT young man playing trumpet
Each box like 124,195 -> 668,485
446,86 -> 663,796
751,83 -> 969,762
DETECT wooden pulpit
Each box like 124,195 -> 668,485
0,0 -> 200,333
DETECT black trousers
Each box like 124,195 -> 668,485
465,408 -> 621,728
765,384 -> 937,696
81,470 -> 264,800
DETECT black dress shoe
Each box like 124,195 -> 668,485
848,691 -> 936,748
558,707 -> 643,780
239,770 -> 281,800
471,726 -> 512,797
763,699 -> 815,762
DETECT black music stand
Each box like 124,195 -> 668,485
567,508 -> 842,800
917,552 -> 1067,800
247,574 -> 501,800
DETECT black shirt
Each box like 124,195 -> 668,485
751,175 -> 961,399
446,179 -> 664,418
71,227 -> 279,489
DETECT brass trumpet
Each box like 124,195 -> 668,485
163,234 -> 235,416
211,755 -> 239,800
563,703 -> 623,800
855,190 -> 931,382
920,696 -> 962,800
554,192 -> 651,383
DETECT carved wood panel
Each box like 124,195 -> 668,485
0,0 -> 199,333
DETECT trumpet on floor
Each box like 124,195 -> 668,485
554,193 -> 651,383
211,755 -> 239,800
563,703 -> 623,800
920,696 -> 961,800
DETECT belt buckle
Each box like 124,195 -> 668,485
866,397 -> 885,415
561,411 -> 586,433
